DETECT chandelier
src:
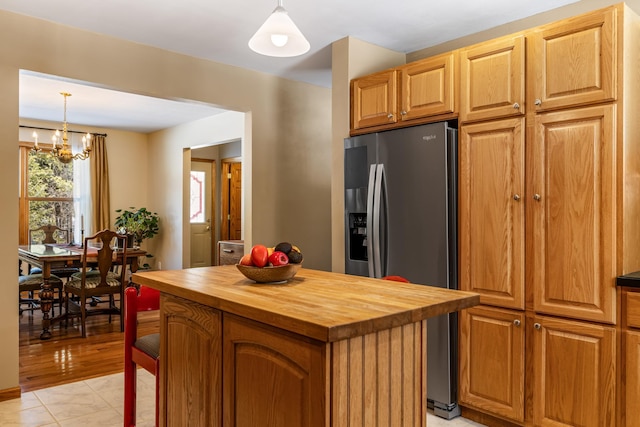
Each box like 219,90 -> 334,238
31,92 -> 92,164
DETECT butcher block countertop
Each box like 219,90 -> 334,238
132,265 -> 479,343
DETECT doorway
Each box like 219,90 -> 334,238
189,141 -> 242,267
221,159 -> 242,241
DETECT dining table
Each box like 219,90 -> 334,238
18,243 -> 147,339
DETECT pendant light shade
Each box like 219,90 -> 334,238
249,0 -> 310,57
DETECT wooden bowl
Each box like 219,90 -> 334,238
236,263 -> 302,283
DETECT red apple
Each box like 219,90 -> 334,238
250,244 -> 269,268
268,251 -> 289,267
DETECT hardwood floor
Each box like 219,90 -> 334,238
18,298 -> 160,393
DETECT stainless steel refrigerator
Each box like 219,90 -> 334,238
344,121 -> 460,419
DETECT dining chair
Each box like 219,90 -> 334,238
29,224 -> 70,245
64,229 -> 128,338
28,224 -> 80,280
124,285 -> 160,427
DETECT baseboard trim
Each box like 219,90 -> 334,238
460,405 -> 522,427
0,386 -> 21,402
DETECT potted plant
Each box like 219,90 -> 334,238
114,207 -> 160,248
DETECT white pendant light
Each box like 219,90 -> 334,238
248,0 -> 310,57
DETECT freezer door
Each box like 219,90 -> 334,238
344,134 -> 377,276
377,123 -> 452,287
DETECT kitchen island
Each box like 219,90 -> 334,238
132,265 -> 479,427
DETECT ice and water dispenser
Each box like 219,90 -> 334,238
348,213 -> 367,262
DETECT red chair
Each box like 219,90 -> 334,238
124,285 -> 160,427
382,275 -> 410,283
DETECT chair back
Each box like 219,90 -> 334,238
124,285 -> 160,345
29,224 -> 70,244
79,229 -> 128,288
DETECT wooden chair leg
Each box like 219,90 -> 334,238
80,298 -> 87,338
64,292 -> 69,329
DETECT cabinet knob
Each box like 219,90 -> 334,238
533,194 -> 541,201
534,99 -> 542,106
513,319 -> 521,326
513,102 -> 520,110
400,111 -> 407,116
387,113 -> 394,119
513,194 -> 521,201
534,323 -> 541,330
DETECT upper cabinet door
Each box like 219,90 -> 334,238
351,69 -> 397,130
460,35 -> 525,123
530,105 -> 616,324
398,52 -> 456,121
530,7 -> 617,112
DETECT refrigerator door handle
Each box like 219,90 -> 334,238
366,164 -> 377,277
372,164 -> 385,278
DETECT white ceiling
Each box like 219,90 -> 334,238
5,0 -> 579,133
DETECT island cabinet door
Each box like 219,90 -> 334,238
160,294 -> 222,427
222,313 -> 327,427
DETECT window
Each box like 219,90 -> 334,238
189,170 -> 206,223
19,144 -> 75,244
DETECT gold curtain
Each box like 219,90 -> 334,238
90,135 -> 111,232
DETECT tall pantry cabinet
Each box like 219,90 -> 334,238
458,4 -> 640,427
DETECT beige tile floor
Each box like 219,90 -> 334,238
0,370 -> 155,427
0,369 -> 486,426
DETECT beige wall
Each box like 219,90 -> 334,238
2,10 -> 331,392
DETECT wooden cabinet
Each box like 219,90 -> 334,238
460,34 -> 525,123
159,294 -> 222,426
457,5 -> 640,426
529,6 -> 617,112
351,69 -> 397,130
530,105 -> 616,324
398,52 -> 456,122
350,52 -> 456,133
459,306 -> 524,422
459,117 -> 525,310
217,239 -> 244,265
532,315 -> 615,427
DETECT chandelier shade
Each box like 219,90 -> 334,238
248,0 -> 310,57
31,92 -> 92,164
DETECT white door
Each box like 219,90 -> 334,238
190,160 -> 214,267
